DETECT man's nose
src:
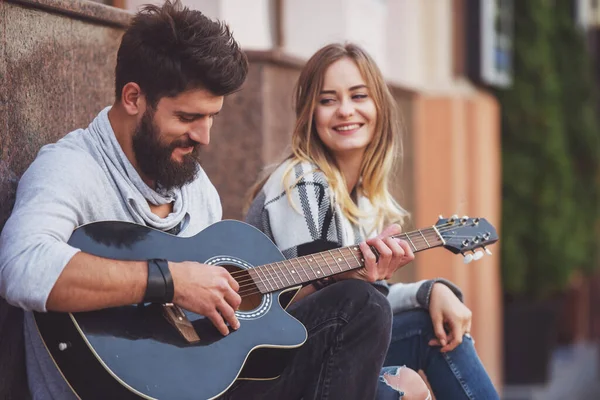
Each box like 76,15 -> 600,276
189,118 -> 211,145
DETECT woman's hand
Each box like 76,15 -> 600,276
427,283 -> 472,352
339,224 -> 414,282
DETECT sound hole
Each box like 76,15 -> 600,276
222,264 -> 262,311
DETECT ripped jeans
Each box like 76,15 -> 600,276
378,309 -> 500,400
377,365 -> 432,399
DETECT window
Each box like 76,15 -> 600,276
466,0 -> 513,88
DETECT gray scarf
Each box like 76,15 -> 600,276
86,106 -> 189,231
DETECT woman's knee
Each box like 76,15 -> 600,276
390,309 -> 435,343
379,366 -> 431,400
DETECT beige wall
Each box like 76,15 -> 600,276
122,0 -> 459,89
411,92 -> 503,389
125,0 -> 273,50
283,0 -> 388,68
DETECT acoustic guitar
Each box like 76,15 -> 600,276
34,215 -> 498,399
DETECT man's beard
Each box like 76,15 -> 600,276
132,109 -> 200,192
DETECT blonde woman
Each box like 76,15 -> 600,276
245,43 -> 499,400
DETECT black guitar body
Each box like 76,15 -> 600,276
33,220 -> 307,400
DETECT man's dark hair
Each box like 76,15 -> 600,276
115,0 -> 248,105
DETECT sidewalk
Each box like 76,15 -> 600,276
502,341 -> 600,400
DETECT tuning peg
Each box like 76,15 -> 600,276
473,250 -> 484,260
463,253 -> 474,264
451,214 -> 458,220
439,214 -> 444,220
484,246 -> 493,256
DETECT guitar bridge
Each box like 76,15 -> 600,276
162,303 -> 201,344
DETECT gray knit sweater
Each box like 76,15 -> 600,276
0,107 -> 222,399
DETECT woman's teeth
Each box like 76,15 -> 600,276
335,124 -> 360,131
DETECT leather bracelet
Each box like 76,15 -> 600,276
155,259 -> 174,303
143,259 -> 174,303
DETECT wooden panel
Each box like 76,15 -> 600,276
411,91 -> 503,391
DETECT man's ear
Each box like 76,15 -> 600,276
120,82 -> 147,116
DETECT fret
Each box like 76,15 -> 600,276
337,248 -> 354,270
294,258 -> 308,284
319,252 -> 334,276
302,256 -> 313,280
418,230 -> 431,248
255,265 -> 274,292
276,260 -> 292,287
259,264 -> 274,292
348,246 -> 363,265
264,263 -> 281,290
317,262 -> 327,277
307,255 -> 324,281
296,258 -> 312,282
267,262 -> 282,290
328,250 -> 344,273
306,255 -> 314,268
302,257 -> 313,279
280,260 -> 294,284
306,258 -> 322,280
403,233 -> 418,252
431,225 -> 445,245
286,259 -> 300,285
249,269 -> 266,293
322,252 -> 335,274
273,262 -> 287,290
308,258 -> 317,279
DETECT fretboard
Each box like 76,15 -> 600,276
248,226 -> 444,294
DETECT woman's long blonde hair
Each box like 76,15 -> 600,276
248,43 -> 409,233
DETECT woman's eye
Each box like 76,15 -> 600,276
179,116 -> 195,122
353,94 -> 368,100
319,98 -> 335,105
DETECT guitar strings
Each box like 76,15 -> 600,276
230,230 -> 443,286
235,247 -> 482,298
221,222 -> 491,297
231,223 -> 490,294
233,231 -> 481,292
227,221 -> 457,280
230,221 -> 478,280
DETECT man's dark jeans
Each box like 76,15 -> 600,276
223,279 -> 393,400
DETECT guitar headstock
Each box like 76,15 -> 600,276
435,215 -> 498,263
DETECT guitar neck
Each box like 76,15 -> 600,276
247,226 -> 445,294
